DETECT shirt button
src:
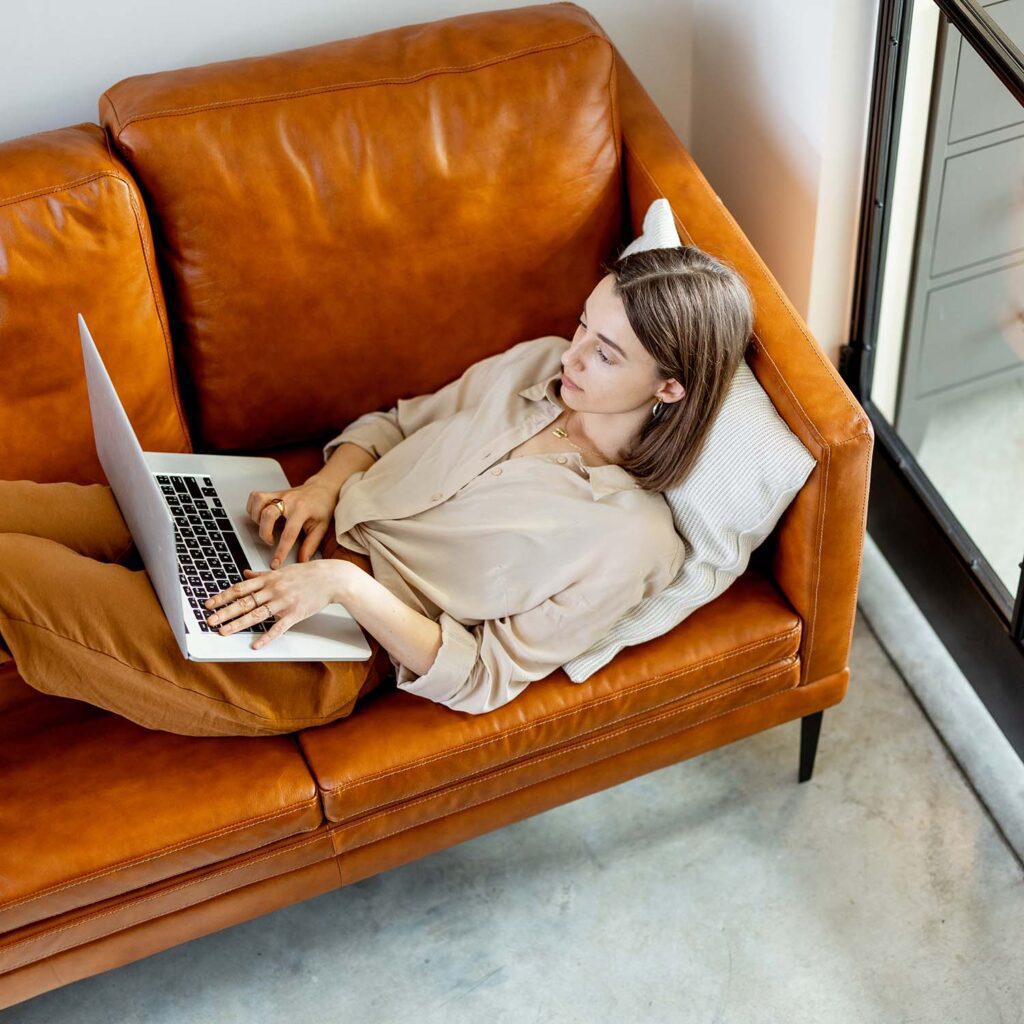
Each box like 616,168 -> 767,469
431,491 -> 442,501
556,455 -> 567,464
491,467 -> 502,476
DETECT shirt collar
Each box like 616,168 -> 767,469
517,370 -> 641,501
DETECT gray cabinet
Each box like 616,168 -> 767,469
897,0 -> 1024,452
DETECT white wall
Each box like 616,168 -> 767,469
690,0 -> 879,366
2,0 -> 877,368
0,0 -> 693,150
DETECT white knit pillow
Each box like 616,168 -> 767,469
619,197 -> 682,256
562,199 -> 817,683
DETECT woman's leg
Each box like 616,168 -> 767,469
0,480 -> 392,736
0,480 -> 136,666
0,479 -> 137,563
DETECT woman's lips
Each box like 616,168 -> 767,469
561,372 -> 582,391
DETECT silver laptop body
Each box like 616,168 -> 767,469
78,314 -> 373,663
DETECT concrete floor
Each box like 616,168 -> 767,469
3,579 -> 1023,1022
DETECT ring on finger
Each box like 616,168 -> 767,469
211,589 -> 266,627
220,600 -> 274,634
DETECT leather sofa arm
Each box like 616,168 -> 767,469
614,51 -> 874,687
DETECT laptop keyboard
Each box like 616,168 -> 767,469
155,473 -> 277,634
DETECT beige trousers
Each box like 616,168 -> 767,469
0,480 -> 394,737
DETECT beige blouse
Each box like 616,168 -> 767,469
321,334 -> 686,714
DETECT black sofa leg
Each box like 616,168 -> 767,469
798,711 -> 824,783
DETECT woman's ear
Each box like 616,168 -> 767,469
657,379 -> 686,404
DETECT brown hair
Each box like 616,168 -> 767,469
605,245 -> 754,492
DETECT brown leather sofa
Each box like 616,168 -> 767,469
0,2 -> 873,1008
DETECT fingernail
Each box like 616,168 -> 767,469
271,559 -> 280,568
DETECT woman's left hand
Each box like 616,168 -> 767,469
204,561 -> 343,650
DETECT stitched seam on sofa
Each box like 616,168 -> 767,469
793,431 -> 870,687
335,651 -> 798,811
101,92 -> 124,136
333,652 -> 798,818
0,614 -> 339,728
332,664 -> 798,853
342,652 -> 799,814
832,431 -> 872,446
0,831 -> 330,966
112,32 -> 607,137
842,437 -> 873,674
806,441 -> 829,683
607,41 -> 621,189
325,629 -> 799,793
0,793 -> 321,913
794,440 -> 827,688
0,171 -> 111,212
322,625 -> 800,794
109,175 -> 195,455
101,116 -> 120,161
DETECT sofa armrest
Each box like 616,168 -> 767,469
614,51 -> 874,687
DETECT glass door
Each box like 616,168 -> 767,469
846,0 -> 1024,754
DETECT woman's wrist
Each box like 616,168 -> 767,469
328,560 -> 443,676
310,442 -> 376,494
330,558 -> 360,605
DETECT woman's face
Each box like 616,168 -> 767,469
560,273 -> 681,414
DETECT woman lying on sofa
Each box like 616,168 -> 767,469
0,245 -> 753,736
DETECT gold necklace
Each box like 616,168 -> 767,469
551,409 -> 607,464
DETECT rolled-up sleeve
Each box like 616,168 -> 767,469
323,337 -> 546,464
394,553 -> 677,714
322,409 -> 404,464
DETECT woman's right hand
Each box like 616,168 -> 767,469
245,477 -> 341,569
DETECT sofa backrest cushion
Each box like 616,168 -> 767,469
100,3 -> 623,453
0,124 -> 193,484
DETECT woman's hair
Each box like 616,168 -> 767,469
605,245 -> 755,492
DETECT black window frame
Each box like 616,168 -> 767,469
844,0 -> 1024,756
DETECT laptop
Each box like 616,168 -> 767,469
78,313 -> 373,663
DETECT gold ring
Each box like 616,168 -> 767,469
272,499 -> 286,515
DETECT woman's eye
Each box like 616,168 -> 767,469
577,319 -> 611,364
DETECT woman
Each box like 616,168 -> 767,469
0,245 -> 753,735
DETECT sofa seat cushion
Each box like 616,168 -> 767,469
299,566 -> 801,826
0,716 -> 323,934
0,664 -> 106,742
